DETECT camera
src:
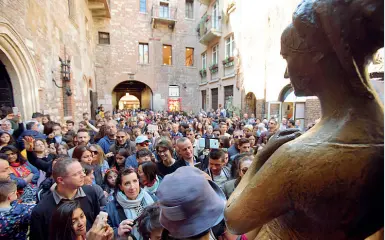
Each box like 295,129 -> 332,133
198,138 -> 219,150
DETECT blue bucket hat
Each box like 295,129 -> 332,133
157,166 -> 226,238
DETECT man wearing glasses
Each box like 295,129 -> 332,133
227,130 -> 244,159
125,135 -> 151,169
257,119 -> 278,146
30,158 -> 101,240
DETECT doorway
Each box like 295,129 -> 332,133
0,60 -> 14,108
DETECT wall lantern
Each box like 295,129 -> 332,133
59,56 -> 71,81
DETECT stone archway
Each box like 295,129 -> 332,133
0,17 -> 39,119
112,80 -> 153,110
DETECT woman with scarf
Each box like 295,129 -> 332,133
0,145 -> 39,202
137,161 -> 162,194
106,168 -> 157,240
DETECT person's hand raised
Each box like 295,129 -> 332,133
23,136 -> 35,151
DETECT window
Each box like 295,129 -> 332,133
185,48 -> 194,66
159,2 -> 169,18
212,1 -> 219,29
201,90 -> 207,110
169,85 -> 180,97
139,43 -> 149,64
185,0 -> 194,18
140,0 -> 146,13
163,45 -> 172,65
202,52 -> 207,69
98,32 -> 110,44
224,85 -> 234,108
211,88 -> 218,110
212,44 -> 218,65
225,35 -> 235,58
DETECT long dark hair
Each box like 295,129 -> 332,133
0,145 -> 26,165
0,132 -> 15,146
72,146 -> 91,162
49,200 -> 82,240
140,161 -> 158,184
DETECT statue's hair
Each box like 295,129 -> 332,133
283,0 -> 384,98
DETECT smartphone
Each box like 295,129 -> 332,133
12,107 -> 18,115
129,216 -> 139,227
97,211 -> 108,228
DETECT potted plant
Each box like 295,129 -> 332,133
199,69 -> 207,78
209,64 -> 218,73
222,56 -> 234,65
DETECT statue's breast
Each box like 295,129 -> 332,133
284,142 -> 383,231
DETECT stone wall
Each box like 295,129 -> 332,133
305,98 -> 322,127
94,0 -> 202,112
0,0 -> 97,124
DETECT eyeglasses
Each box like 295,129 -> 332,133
116,136 -> 125,139
91,151 -> 98,155
139,142 -> 150,147
234,135 -> 242,139
157,149 -> 168,154
241,167 -> 249,174
269,122 -> 276,125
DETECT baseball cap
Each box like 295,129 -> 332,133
135,135 -> 151,144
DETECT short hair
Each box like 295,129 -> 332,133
0,180 -> 16,202
52,158 -> 77,181
209,148 -> 225,161
77,128 -> 89,136
288,119 -> 295,126
219,122 -> 227,127
32,112 -> 43,118
238,138 -> 250,146
116,148 -> 130,158
155,139 -> 173,153
213,128 -> 221,133
79,121 -> 87,126
137,204 -> 162,239
176,137 -> 190,146
26,121 -> 37,130
136,148 -> 153,159
80,162 -> 94,175
115,168 -> 139,195
66,120 -> 74,125
82,112 -> 89,116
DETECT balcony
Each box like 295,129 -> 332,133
151,5 -> 177,29
87,0 -> 111,18
197,15 -> 222,45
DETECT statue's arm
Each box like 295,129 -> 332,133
224,149 -> 292,235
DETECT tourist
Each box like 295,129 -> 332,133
137,204 -> 163,240
138,161 -> 161,194
223,154 -> 253,199
105,168 -> 157,239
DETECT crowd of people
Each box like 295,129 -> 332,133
0,105 -> 311,240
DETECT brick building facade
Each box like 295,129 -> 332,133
0,0 -> 108,123
94,0 -> 202,113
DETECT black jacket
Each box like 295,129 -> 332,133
29,185 -> 100,240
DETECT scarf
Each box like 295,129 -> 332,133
10,162 -> 31,178
144,176 -> 160,194
116,189 -> 155,240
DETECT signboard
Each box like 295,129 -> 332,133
168,98 -> 181,112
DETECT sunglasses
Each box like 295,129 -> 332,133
234,135 -> 242,139
241,167 -> 249,174
139,142 -> 150,146
116,136 -> 125,139
91,151 -> 98,155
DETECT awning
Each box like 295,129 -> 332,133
284,91 -> 317,102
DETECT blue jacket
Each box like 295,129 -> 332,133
125,154 -> 137,169
17,130 -> 46,150
10,161 -> 40,189
98,136 -> 116,154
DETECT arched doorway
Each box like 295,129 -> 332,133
279,85 -> 295,119
0,60 -> 14,107
112,80 -> 153,110
245,92 -> 257,116
0,18 -> 39,118
118,93 -> 140,110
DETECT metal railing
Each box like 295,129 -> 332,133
197,15 -> 221,38
151,5 -> 177,20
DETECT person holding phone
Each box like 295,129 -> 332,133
105,168 -> 157,239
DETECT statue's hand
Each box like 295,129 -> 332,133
257,129 -> 302,167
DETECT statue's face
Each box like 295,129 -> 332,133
281,26 -> 316,97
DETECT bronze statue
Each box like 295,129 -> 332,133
224,0 -> 384,239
